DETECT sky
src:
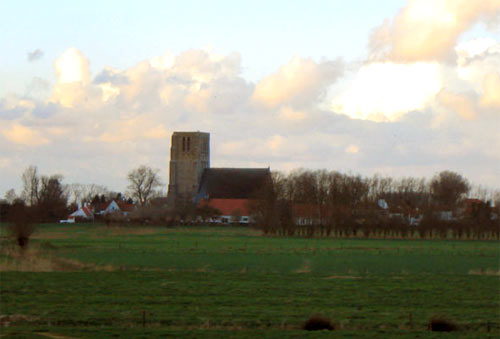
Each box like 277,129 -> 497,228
1,0 -> 500,198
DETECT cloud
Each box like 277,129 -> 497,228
0,96 -> 31,120
94,67 -> 129,85
437,90 -> 478,120
369,0 -> 500,63
2,123 -> 49,146
253,56 -> 343,108
332,62 -> 443,121
332,2 -> 500,123
1,46 -> 500,197
54,48 -> 91,84
345,145 -> 359,154
51,48 -> 92,107
480,72 -> 500,108
27,49 -> 44,62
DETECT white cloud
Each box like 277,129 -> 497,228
54,48 -> 91,84
253,56 -> 343,108
2,123 -> 49,146
332,62 -> 443,121
1,43 -> 500,197
369,0 -> 500,62
480,72 -> 500,108
345,145 -> 359,154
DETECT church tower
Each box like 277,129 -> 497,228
167,131 -> 210,203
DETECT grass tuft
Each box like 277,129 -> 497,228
302,315 -> 335,331
428,315 -> 459,332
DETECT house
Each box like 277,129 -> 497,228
292,204 -> 332,226
199,198 -> 251,224
195,168 -> 272,224
63,205 -> 93,223
100,200 -> 135,216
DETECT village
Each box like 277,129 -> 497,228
51,131 -> 498,240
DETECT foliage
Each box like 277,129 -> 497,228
248,169 -> 498,240
6,201 -> 36,249
37,175 -> 68,222
430,170 -> 470,208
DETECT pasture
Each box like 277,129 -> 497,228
0,224 -> 499,338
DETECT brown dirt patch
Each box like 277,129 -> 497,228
324,275 -> 360,279
468,268 -> 500,276
36,333 -> 80,339
0,245 -> 119,272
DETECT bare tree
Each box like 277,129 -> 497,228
21,165 -> 39,206
67,183 -> 85,205
127,165 -> 163,206
4,189 -> 17,204
66,183 -> 108,205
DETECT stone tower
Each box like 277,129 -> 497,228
167,131 -> 210,203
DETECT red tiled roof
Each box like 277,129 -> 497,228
82,206 -> 92,218
117,201 -> 135,212
199,198 -> 251,216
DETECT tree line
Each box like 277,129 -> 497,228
0,165 -> 164,224
1,166 -> 499,241
250,169 -> 499,240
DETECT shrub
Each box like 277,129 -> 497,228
7,203 -> 36,249
428,315 -> 458,332
302,315 -> 335,331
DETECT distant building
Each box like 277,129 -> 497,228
166,131 -> 271,223
196,168 -> 271,223
67,205 -> 94,222
100,200 -> 135,216
167,131 -> 210,203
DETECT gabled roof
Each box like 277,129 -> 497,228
199,198 -> 251,216
196,168 -> 271,200
116,201 -> 135,212
69,206 -> 93,219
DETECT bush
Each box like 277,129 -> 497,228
428,315 -> 458,332
302,315 -> 335,331
7,203 -> 36,249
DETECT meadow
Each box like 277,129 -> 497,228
0,224 -> 499,338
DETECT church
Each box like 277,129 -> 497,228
166,131 -> 271,223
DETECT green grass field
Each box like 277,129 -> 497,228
1,224 -> 499,338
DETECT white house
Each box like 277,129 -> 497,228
100,200 -> 135,216
65,205 -> 93,222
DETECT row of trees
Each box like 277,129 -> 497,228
1,165 -> 164,223
2,166 -> 499,241
250,169 -> 499,239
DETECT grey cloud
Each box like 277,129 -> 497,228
32,102 -> 60,119
25,77 -> 50,99
27,49 -> 44,62
93,69 -> 129,85
0,100 -> 27,120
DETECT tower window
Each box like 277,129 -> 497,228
182,137 -> 186,152
187,137 -> 191,151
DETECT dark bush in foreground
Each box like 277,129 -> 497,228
7,202 -> 36,249
303,315 -> 335,331
428,315 -> 458,332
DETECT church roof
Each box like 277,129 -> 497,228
196,168 -> 271,200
